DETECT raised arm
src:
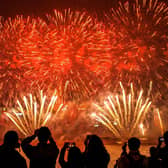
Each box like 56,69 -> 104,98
21,130 -> 38,158
157,137 -> 163,149
59,143 -> 69,167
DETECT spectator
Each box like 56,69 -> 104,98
0,130 -> 27,168
157,131 -> 168,168
116,137 -> 148,168
83,134 -> 110,168
59,142 -> 83,168
148,146 -> 161,168
21,127 -> 59,168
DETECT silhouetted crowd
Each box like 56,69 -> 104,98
0,127 -> 168,168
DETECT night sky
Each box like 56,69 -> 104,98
0,0 -> 121,17
0,0 -> 167,18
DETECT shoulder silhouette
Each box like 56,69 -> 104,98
148,146 -> 161,168
0,130 -> 27,168
83,134 -> 110,168
21,126 -> 59,168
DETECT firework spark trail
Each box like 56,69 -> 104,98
156,108 -> 164,135
92,82 -> 152,139
4,91 -> 64,136
139,123 -> 145,136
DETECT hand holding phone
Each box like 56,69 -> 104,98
159,137 -> 164,142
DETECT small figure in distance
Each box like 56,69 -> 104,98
83,134 -> 110,168
148,146 -> 161,168
157,131 -> 168,168
121,142 -> 127,156
0,130 -> 27,168
114,142 -> 127,168
116,137 -> 148,168
21,126 -> 59,168
59,142 -> 83,168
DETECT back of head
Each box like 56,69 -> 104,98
88,135 -> 103,149
68,146 -> 82,164
164,131 -> 168,145
128,137 -> 141,151
38,127 -> 51,143
84,134 -> 109,166
86,134 -> 108,157
4,131 -> 19,148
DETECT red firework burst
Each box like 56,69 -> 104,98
105,0 -> 168,96
34,9 -> 111,101
0,16 -> 47,106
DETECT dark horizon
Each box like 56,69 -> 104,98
1,0 -> 168,18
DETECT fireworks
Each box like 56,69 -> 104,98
0,5 -> 168,140
0,10 -> 109,105
0,16 -> 47,107
1,5 -> 168,104
108,0 -> 168,41
91,82 -> 152,140
156,108 -> 164,134
106,0 -> 168,95
139,123 -> 145,136
4,91 -> 64,136
37,9 -> 109,101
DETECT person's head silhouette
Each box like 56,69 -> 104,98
87,134 -> 104,150
128,137 -> 141,151
163,131 -> 168,145
83,134 -> 110,167
37,127 -> 51,143
4,130 -> 20,149
68,146 -> 82,164
85,134 -> 108,156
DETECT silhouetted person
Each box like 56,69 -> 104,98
83,134 -> 110,168
157,131 -> 168,168
117,137 -> 148,168
148,146 -> 161,168
59,142 -> 83,168
0,130 -> 27,168
21,127 -> 59,168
